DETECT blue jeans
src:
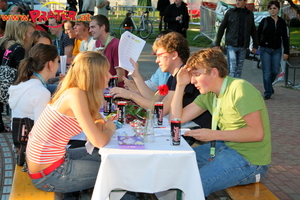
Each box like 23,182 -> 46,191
31,147 -> 101,193
226,45 -> 247,78
260,46 -> 282,96
194,141 -> 269,197
31,147 -> 138,200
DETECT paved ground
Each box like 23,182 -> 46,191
1,42 -> 300,200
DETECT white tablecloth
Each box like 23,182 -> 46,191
91,133 -> 205,200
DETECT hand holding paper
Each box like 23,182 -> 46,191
118,31 -> 146,75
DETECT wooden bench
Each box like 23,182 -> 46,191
9,165 -> 62,200
226,182 -> 279,200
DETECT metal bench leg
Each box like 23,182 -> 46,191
176,189 -> 182,200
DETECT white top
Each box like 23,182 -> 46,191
8,79 -> 50,122
79,37 -> 97,52
91,135 -> 205,200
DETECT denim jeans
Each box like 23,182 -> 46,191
260,46 -> 282,96
31,147 -> 101,193
226,45 -> 247,78
31,147 -> 139,200
193,141 -> 269,197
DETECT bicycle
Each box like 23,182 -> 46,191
119,10 -> 153,39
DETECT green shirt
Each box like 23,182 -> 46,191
194,76 -> 271,165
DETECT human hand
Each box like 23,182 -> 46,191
129,58 -> 140,77
184,128 -> 214,142
283,54 -> 288,60
110,87 -> 132,99
252,48 -> 258,55
105,119 -> 116,133
59,73 -> 65,81
123,76 -> 140,93
176,16 -> 182,21
177,66 -> 191,87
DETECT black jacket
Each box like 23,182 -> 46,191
258,16 -> 289,55
157,0 -> 170,16
215,7 -> 258,49
164,2 -> 189,32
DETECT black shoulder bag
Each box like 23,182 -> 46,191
12,117 -> 34,166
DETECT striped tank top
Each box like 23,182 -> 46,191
26,104 -> 82,164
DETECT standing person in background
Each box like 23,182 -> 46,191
49,18 -> 74,64
90,14 -> 127,87
164,0 -> 189,38
96,0 -> 110,17
157,0 -> 170,31
214,0 -> 258,78
258,1 -> 289,100
82,0 -> 96,15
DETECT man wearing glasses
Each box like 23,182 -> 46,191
214,0 -> 258,78
110,32 -> 212,136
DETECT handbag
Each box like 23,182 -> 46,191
12,117 -> 34,166
0,43 -> 21,104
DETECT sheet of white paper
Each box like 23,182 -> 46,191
118,31 -> 146,75
60,55 -> 67,75
85,141 -> 95,155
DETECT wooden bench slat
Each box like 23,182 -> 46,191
9,165 -> 58,200
226,182 -> 279,200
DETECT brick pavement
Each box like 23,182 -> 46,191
1,45 -> 300,199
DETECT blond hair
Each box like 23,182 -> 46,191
0,19 -> 19,47
50,51 -> 110,119
15,21 -> 35,46
186,48 -> 228,78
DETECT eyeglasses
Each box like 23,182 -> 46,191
156,52 -> 169,60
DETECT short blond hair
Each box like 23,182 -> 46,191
186,48 -> 228,78
50,51 -> 110,119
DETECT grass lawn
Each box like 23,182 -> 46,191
290,27 -> 300,50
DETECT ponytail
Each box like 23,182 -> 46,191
14,44 -> 58,85
14,57 -> 38,84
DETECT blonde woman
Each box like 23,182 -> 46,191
25,51 -> 120,197
1,21 -> 35,69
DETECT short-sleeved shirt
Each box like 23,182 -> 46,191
53,32 -> 74,56
96,0 -> 108,17
104,37 -> 128,87
145,68 -> 170,92
79,37 -> 96,52
193,76 -> 271,165
72,39 -> 82,56
166,72 -> 212,129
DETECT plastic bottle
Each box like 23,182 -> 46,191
179,14 -> 183,24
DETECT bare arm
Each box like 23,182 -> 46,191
129,59 -> 155,99
169,67 -> 206,123
64,45 -> 74,64
110,87 -> 171,116
63,88 -> 115,148
185,110 -> 264,142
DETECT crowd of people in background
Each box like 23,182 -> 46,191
0,0 -> 291,199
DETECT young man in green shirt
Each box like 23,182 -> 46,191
170,48 -> 271,197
